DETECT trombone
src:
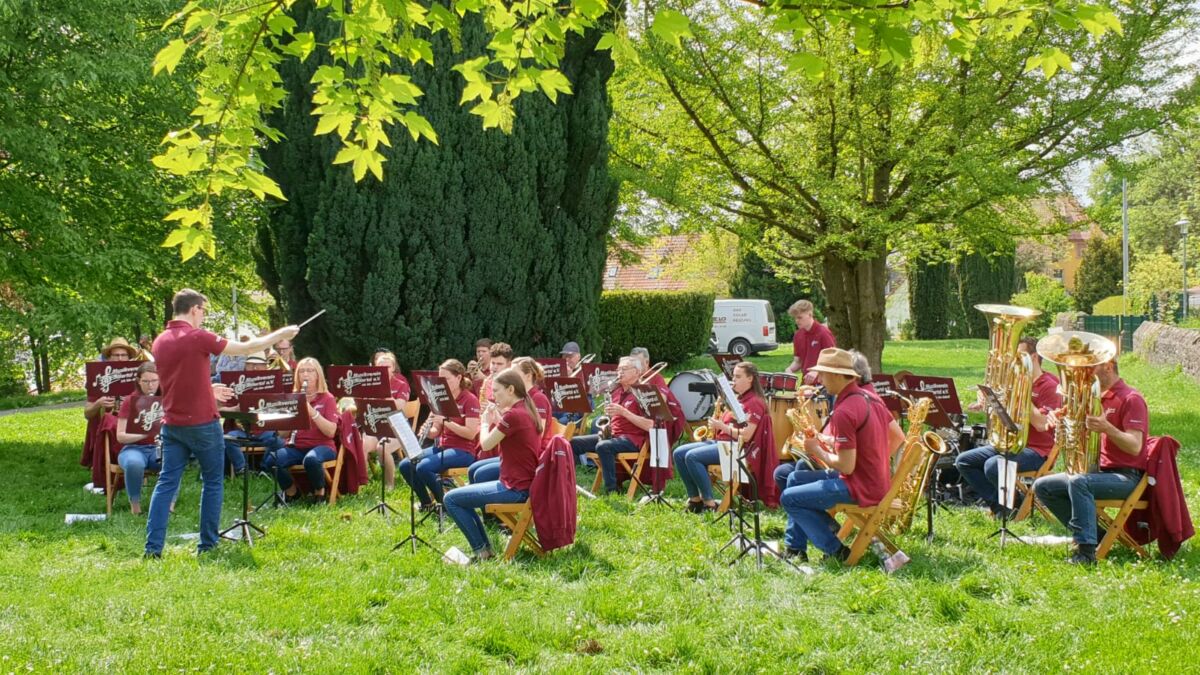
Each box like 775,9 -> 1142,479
638,361 -> 668,385
568,353 -> 595,378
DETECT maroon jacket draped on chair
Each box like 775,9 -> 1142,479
531,436 -> 577,552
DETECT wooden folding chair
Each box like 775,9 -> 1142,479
286,447 -> 346,505
104,436 -> 159,517
585,440 -> 649,499
403,399 -> 420,428
1095,472 -> 1152,560
829,439 -> 927,566
550,419 -> 577,441
1011,445 -> 1060,522
484,501 -> 544,561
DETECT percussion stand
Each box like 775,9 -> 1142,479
364,437 -> 400,517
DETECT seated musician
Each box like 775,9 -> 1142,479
469,357 -> 554,484
263,357 -> 339,504
674,361 -> 768,513
84,338 -> 138,422
221,355 -> 284,476
274,338 -> 298,370
1033,357 -> 1149,565
478,342 -> 515,408
398,359 -> 481,511
443,370 -> 544,561
114,362 -> 161,515
468,338 -> 493,390
630,347 -> 667,388
555,341 -> 585,425
956,336 -> 1060,517
783,299 -> 836,385
780,348 -> 892,563
568,356 -> 654,495
361,349 -> 411,491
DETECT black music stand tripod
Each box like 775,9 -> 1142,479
364,438 -> 400,517
219,410 -> 291,544
979,385 -> 1027,548
392,445 -> 436,555
714,435 -> 798,571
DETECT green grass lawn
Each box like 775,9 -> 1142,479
2,341 -> 1198,672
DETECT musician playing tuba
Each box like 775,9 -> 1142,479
1033,351 -> 1149,565
567,356 -> 654,495
779,349 -> 893,564
956,336 -> 1062,518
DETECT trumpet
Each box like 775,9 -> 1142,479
268,352 -> 292,372
692,399 -> 726,441
638,361 -> 668,385
568,353 -> 595,378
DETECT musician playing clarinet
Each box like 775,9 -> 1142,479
398,359 -> 480,511
568,356 -> 653,495
114,362 -> 161,515
361,349 -> 411,491
264,357 -> 339,504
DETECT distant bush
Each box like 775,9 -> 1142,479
1091,295 -> 1126,316
598,291 -> 715,364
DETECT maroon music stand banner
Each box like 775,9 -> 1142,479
240,393 -> 310,432
580,363 -> 619,395
354,398 -> 399,438
415,374 -> 462,418
219,370 -> 284,407
328,365 -> 390,399
85,361 -> 141,400
270,369 -> 294,391
712,354 -> 740,380
127,395 -> 164,435
871,374 -> 904,413
410,370 -> 439,405
901,374 -> 963,416
534,357 -> 566,379
631,385 -> 675,423
544,377 -> 592,414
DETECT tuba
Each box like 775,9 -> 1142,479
1037,331 -> 1116,474
884,395 -> 950,535
976,304 -> 1040,453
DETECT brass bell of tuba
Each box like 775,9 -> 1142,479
1037,331 -> 1116,474
976,304 -> 1040,453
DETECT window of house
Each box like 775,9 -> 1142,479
647,266 -> 663,279
607,266 -> 619,277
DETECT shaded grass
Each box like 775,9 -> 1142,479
0,341 -> 1197,672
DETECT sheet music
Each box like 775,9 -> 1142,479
716,440 -> 749,483
649,428 -> 670,468
997,456 -> 1018,509
716,374 -> 746,424
387,411 -> 426,460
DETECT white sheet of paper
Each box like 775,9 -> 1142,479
996,456 -> 1018,509
716,374 -> 747,424
388,411 -> 426,459
649,427 -> 670,468
717,441 -> 748,483
443,546 -> 471,566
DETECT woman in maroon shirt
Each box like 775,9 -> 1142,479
362,349 -> 410,491
468,357 -> 555,484
398,359 -> 480,510
443,370 -> 544,560
265,357 -> 340,504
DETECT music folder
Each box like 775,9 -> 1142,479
355,398 -> 399,438
544,376 -> 591,414
85,360 -> 142,400
630,385 -> 674,424
416,375 -> 462,418
239,393 -> 310,432
328,365 -> 390,398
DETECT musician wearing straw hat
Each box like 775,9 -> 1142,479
779,348 -> 891,563
83,338 -> 141,421
1033,357 -> 1149,565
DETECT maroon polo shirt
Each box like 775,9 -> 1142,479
292,391 -> 338,450
715,390 -> 766,442
530,386 -> 553,446
389,373 -> 411,402
1026,371 -> 1062,457
153,319 -> 227,426
1098,379 -> 1150,471
793,321 -> 836,372
498,407 -> 541,491
609,385 -> 650,449
437,390 -> 481,455
828,381 -> 891,507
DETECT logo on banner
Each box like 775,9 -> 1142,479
254,397 -> 298,415
551,380 -> 583,408
92,365 -> 138,393
363,403 -> 392,432
133,401 -> 164,431
230,374 -> 278,395
338,369 -> 382,395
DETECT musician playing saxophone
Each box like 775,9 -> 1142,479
1033,357 -> 1149,565
956,337 -> 1061,518
780,349 -> 892,563
673,362 -> 767,513
568,356 -> 653,495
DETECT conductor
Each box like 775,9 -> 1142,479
145,289 -> 299,558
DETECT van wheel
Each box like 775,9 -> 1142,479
729,339 -> 751,358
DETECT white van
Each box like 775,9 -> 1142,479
710,299 -> 777,357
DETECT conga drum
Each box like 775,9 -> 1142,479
768,396 -> 795,461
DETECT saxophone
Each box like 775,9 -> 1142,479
884,395 -> 950,535
1037,332 -> 1116,474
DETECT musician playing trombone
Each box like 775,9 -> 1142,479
1033,356 -> 1149,565
779,349 -> 892,564
956,337 -> 1061,518
554,341 -> 586,426
568,356 -> 654,495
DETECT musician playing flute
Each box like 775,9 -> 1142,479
780,349 -> 892,563
1033,357 -> 1149,565
114,362 -> 161,515
468,357 -> 553,485
262,357 -> 339,504
361,349 -> 411,490
568,356 -> 653,495
398,359 -> 480,511
674,361 -> 768,513
956,336 -> 1061,518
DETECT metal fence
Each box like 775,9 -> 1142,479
1079,315 -> 1147,354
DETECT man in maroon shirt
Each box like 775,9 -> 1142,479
145,289 -> 298,558
784,299 -> 836,384
568,356 -> 655,494
956,336 -> 1061,517
1034,357 -> 1150,565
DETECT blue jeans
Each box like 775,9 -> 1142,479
774,461 -> 796,496
673,441 -> 720,501
570,434 -> 638,490
223,430 -> 282,473
398,447 -> 476,505
1033,470 -> 1141,545
118,444 -> 160,504
469,457 -> 501,484
443,481 -> 529,553
146,420 -> 225,555
781,473 -> 853,555
955,444 -> 1045,510
264,445 -> 337,491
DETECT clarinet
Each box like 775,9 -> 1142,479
288,381 -> 309,446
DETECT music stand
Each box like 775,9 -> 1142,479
355,398 -> 400,517
545,376 -> 597,499
978,384 -> 1026,547
630,385 -> 674,509
219,409 -> 294,543
246,393 -> 311,512
387,410 -> 437,554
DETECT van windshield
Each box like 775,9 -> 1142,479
765,303 -> 776,324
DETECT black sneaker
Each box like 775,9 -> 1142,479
825,545 -> 851,564
1067,544 -> 1097,565
685,501 -> 705,514
781,547 -> 809,563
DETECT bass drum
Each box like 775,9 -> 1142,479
668,371 -> 715,422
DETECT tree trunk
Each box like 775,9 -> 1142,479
821,253 -> 889,372
38,349 -> 50,394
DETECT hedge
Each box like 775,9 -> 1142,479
598,291 -> 715,364
1092,295 -> 1125,316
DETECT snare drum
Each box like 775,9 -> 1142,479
770,372 -> 798,392
768,396 -> 795,461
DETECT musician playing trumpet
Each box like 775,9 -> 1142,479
1033,357 -> 1149,565
780,349 -> 892,563
673,362 -> 767,513
568,356 -> 653,495
956,337 -> 1060,518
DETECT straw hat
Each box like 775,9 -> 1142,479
101,337 -> 135,360
808,348 -> 859,377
